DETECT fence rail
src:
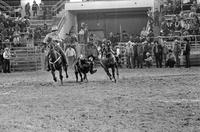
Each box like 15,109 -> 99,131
10,47 -> 42,72
2,33 -> 200,72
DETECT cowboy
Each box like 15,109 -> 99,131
173,39 -> 181,67
43,25 -> 67,71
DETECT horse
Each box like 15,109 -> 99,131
99,47 -> 119,83
48,44 -> 68,85
74,56 -> 95,82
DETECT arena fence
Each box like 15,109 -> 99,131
3,34 -> 200,72
10,46 -> 43,72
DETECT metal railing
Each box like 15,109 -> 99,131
0,0 -> 11,10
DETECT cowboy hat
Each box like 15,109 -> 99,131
146,52 -> 150,56
5,47 -> 9,50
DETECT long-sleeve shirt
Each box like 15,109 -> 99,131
3,51 -> 11,60
65,48 -> 76,57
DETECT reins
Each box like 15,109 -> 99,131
49,50 -> 61,70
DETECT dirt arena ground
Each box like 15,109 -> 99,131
0,67 -> 200,132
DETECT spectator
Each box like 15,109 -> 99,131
166,49 -> 176,68
132,42 -> 138,68
154,8 -> 160,26
173,39 -> 182,67
162,41 -> 169,66
137,42 -> 144,68
63,33 -> 71,51
0,48 -> 3,72
108,32 -> 115,45
14,6 -> 22,17
32,0 -> 39,17
125,41 -> 132,68
25,2 -> 31,18
84,24 -> 89,44
13,30 -> 21,46
20,34 -> 27,46
153,41 -> 163,68
69,26 -> 78,43
147,30 -> 154,43
143,41 -> 152,60
78,27 -> 85,43
174,16 -> 181,31
0,22 -> 4,33
140,27 -> 148,38
183,39 -> 191,68
65,46 -> 76,66
3,47 -> 11,73
144,52 -> 153,68
122,30 -> 129,42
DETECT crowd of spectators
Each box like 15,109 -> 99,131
25,0 -> 55,20
159,0 -> 200,37
34,23 -> 51,41
0,11 -> 32,48
119,37 -> 191,69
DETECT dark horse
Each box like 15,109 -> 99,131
74,56 -> 96,82
48,44 -> 68,85
99,48 -> 119,83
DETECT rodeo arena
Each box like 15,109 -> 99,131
1,0 -> 200,131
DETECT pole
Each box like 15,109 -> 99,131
119,24 -> 122,42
